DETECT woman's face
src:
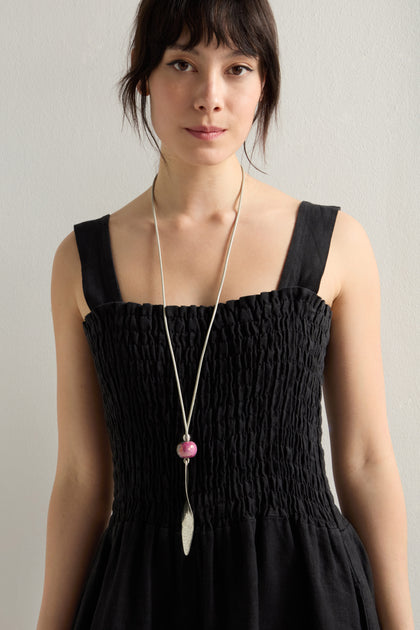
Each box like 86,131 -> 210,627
145,31 -> 265,167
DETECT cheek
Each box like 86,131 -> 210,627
149,83 -> 180,120
231,91 -> 261,119
155,78 -> 186,101
150,82 -> 187,122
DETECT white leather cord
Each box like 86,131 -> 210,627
150,165 -> 245,555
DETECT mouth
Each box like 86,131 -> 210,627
185,128 -> 226,140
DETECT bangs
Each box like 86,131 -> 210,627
156,0 -> 262,59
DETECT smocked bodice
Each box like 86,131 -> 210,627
82,284 -> 339,532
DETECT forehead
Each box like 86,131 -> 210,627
166,41 -> 258,59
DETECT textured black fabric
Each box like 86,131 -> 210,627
71,201 -> 381,629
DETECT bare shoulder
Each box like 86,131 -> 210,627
333,208 -> 373,252
254,190 -> 379,308
54,227 -> 81,265
332,209 -> 379,301
251,179 -> 345,306
52,228 -> 86,320
247,176 -> 301,213
52,230 -> 80,299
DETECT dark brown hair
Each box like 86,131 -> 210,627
116,0 -> 281,173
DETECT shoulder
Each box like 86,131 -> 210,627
51,227 -> 87,320
55,213 -> 111,271
333,208 -> 373,253
246,177 -> 302,221
331,209 -> 379,301
52,228 -> 80,281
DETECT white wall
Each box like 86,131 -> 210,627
1,0 -> 418,627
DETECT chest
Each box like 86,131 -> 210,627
76,197 -> 341,321
110,208 -> 304,308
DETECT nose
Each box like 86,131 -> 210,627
192,70 -> 223,112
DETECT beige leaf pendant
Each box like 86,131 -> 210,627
181,500 -> 194,556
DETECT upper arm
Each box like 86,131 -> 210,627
323,210 -> 395,481
50,231 -> 113,506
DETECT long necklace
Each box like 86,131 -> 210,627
151,165 -> 245,555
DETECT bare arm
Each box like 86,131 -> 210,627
37,232 -> 114,630
36,479 -> 111,630
323,211 -> 414,630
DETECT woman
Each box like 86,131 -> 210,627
37,1 -> 414,628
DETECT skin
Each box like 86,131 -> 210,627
38,29 -> 414,630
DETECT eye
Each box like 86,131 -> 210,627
167,60 -> 193,72
229,65 -> 253,77
166,60 -> 253,76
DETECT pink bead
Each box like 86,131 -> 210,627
176,441 -> 198,459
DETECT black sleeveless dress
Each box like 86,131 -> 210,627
71,201 -> 381,629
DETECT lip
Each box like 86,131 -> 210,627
187,126 -> 225,132
186,128 -> 226,140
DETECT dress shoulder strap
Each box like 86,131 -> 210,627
279,202 -> 340,293
73,214 -> 122,311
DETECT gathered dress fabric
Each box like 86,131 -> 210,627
71,201 -> 381,629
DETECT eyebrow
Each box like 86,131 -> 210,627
167,44 -> 258,59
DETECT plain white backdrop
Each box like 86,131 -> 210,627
1,1 -> 419,627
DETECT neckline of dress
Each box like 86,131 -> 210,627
103,199 -> 310,312
82,286 -> 332,325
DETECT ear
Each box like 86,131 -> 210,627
258,70 -> 266,102
261,72 -> 266,95
131,48 -> 149,96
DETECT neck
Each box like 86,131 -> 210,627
151,156 -> 247,225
